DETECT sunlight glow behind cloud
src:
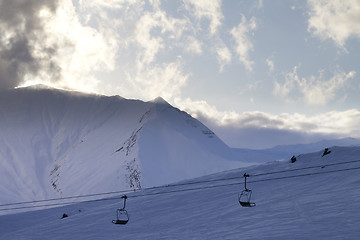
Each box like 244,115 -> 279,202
16,0 -> 120,92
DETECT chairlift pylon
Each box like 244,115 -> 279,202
112,195 -> 129,225
238,173 -> 256,207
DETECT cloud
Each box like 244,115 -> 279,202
174,97 -> 360,148
3,0 -> 123,92
184,36 -> 203,55
20,0 -> 190,100
273,66 -> 356,105
51,0 -> 121,91
183,0 -> 223,35
307,0 -> 360,48
132,2 -> 190,66
181,1 -> 232,72
266,58 -> 274,72
299,70 -> 356,105
273,66 -> 297,98
216,46 -> 232,72
133,2 -> 189,64
230,15 -> 257,72
127,59 -> 189,101
0,0 -> 60,90
118,2 -> 190,100
134,13 -> 165,66
80,0 -> 136,9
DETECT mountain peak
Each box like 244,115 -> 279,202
151,96 -> 169,105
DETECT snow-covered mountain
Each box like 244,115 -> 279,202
0,85 -> 248,205
1,146 -> 359,239
233,137 -> 360,163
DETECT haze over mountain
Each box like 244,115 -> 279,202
0,85 -> 248,205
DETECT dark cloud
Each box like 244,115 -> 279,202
210,125 -> 340,149
192,110 -> 340,149
223,112 -> 286,128
0,0 -> 61,89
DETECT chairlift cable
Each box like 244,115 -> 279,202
141,158 -> 360,188
0,189 -> 134,207
126,158 -> 360,191
249,165 -> 360,185
250,159 -> 360,178
1,165 -> 360,212
1,159 -> 360,208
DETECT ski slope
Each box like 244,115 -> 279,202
1,146 -> 359,239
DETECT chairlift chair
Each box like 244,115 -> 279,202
112,195 -> 129,225
238,173 -> 256,207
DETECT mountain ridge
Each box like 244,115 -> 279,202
0,86 -> 248,205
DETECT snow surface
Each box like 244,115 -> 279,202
1,146 -> 360,239
0,86 -> 248,207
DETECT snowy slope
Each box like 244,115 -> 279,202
0,86 -> 248,206
139,97 -> 244,186
0,146 -> 359,239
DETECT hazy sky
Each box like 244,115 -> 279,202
1,0 -> 359,148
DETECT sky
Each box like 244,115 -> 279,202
0,0 -> 359,149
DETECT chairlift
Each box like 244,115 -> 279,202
112,195 -> 129,225
238,173 -> 256,207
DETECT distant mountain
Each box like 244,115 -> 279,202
233,137 -> 360,163
0,86 -> 248,205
